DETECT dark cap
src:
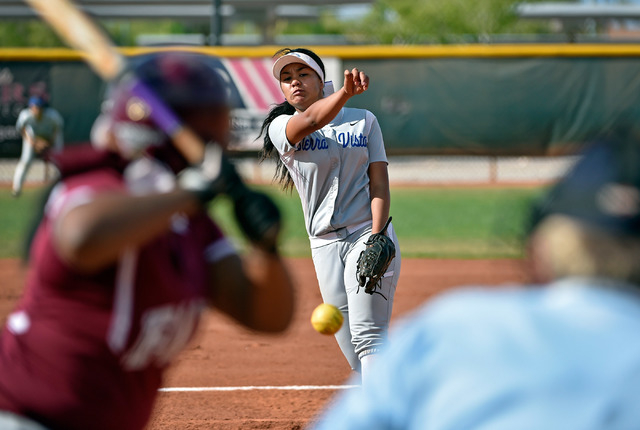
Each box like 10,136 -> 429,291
28,96 -> 45,107
530,137 -> 640,236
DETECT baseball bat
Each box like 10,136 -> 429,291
23,0 -> 205,164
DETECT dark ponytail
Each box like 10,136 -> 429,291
258,47 -> 326,191
258,100 -> 296,190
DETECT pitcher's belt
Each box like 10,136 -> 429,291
309,220 -> 372,247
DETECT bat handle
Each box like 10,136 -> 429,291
128,78 -> 205,164
166,126 -> 206,166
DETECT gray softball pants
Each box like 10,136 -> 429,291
310,223 -> 401,372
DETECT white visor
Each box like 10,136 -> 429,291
272,52 -> 325,83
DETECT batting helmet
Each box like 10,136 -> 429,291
92,51 -> 231,168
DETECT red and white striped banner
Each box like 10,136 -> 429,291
223,56 -> 341,150
222,57 -> 284,111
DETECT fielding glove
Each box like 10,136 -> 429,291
356,217 -> 396,298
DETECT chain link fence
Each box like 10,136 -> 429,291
0,155 -> 578,188
236,155 -> 578,187
0,159 -> 57,188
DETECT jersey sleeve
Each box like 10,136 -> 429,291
29,171 -> 126,278
366,111 -> 388,164
268,114 -> 298,155
15,109 -> 30,132
46,171 -> 124,221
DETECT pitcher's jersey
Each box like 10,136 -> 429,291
16,107 -> 63,141
268,107 -> 387,240
0,161 -> 234,430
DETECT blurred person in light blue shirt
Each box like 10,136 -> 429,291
310,135 -> 640,430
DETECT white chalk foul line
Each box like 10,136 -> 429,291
159,385 -> 360,392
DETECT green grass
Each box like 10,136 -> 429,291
389,187 -> 543,258
0,185 -> 545,259
0,188 -> 43,258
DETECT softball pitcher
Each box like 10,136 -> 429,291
259,47 -> 401,385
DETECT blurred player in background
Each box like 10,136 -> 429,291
0,51 -> 294,430
12,95 -> 64,197
259,47 -> 401,386
311,135 -> 640,429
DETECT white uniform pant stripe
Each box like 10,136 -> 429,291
108,247 -> 138,353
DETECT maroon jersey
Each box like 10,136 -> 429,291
0,148 -> 235,430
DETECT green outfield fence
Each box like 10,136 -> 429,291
0,44 -> 630,188
2,44 -> 640,156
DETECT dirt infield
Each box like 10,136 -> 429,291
0,257 -> 529,429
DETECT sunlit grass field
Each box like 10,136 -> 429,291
0,185 -> 545,259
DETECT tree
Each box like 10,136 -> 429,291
0,0 -> 566,47
347,0 -> 553,44
0,22 -> 64,47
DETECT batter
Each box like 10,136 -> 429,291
260,48 -> 401,384
0,52 -> 294,430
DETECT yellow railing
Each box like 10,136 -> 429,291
2,44 -> 640,60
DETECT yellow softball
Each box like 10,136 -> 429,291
310,303 -> 344,335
